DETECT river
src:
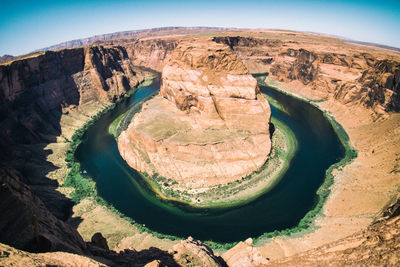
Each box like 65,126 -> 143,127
76,74 -> 344,243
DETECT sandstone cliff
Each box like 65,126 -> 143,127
0,235 -> 227,267
213,35 -> 400,114
0,169 -> 86,253
118,39 -> 271,184
1,29 -> 400,266
126,38 -> 178,71
34,29 -> 400,115
0,45 -> 145,254
85,34 -> 400,115
0,45 -> 143,146
170,237 -> 227,267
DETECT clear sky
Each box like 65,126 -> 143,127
1,0 -> 399,56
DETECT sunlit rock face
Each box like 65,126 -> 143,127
118,39 -> 271,184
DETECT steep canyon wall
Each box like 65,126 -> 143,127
0,45 -> 145,253
0,31 -> 400,265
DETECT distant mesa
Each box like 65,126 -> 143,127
118,39 -> 272,185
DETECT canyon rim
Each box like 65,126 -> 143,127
0,26 -> 400,267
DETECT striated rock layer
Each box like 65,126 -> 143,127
0,45 -> 144,146
118,40 -> 271,184
0,45 -> 146,254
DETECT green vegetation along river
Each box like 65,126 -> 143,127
75,74 -> 346,243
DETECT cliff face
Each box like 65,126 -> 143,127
126,39 -> 178,71
1,30 -> 400,265
0,169 -> 86,253
108,35 -> 400,114
0,45 -> 145,254
336,59 -> 400,111
212,36 -> 400,113
118,40 -> 271,184
0,45 -> 143,146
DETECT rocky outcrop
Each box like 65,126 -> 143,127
126,39 -> 178,71
267,197 -> 400,266
0,243 -> 104,267
213,35 -> 400,113
0,236 -> 225,267
118,39 -> 271,184
0,45 -> 143,147
335,59 -> 400,112
222,238 -> 269,267
0,45 -> 145,255
0,169 -> 86,253
170,237 -> 227,267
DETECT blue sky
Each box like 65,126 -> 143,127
0,0 -> 399,56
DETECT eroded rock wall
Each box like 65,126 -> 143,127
0,45 -> 143,146
126,39 -> 178,71
213,36 -> 400,113
0,45 -> 145,254
0,169 -> 86,253
118,40 -> 271,184
159,40 -> 270,133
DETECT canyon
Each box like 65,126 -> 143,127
1,28 -> 400,266
0,45 -> 147,253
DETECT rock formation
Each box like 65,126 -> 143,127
1,28 -> 400,266
213,35 -> 400,113
0,45 -> 145,254
267,199 -> 400,266
118,39 -> 271,184
0,235 -> 227,267
0,45 -> 144,146
170,237 -> 226,266
222,238 -> 269,266
0,169 -> 86,253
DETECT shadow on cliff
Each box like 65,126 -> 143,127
0,46 -> 157,255
0,55 -> 86,251
0,80 -> 80,220
86,232 -> 227,267
88,244 -> 181,267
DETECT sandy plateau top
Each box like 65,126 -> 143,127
118,39 -> 272,184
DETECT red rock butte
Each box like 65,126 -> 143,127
118,39 -> 272,184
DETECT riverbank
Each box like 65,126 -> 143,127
62,72 -> 399,258
107,88 -> 297,209
40,71 -> 180,251
127,115 -> 297,209
69,74 -> 346,252
223,77 -> 400,263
